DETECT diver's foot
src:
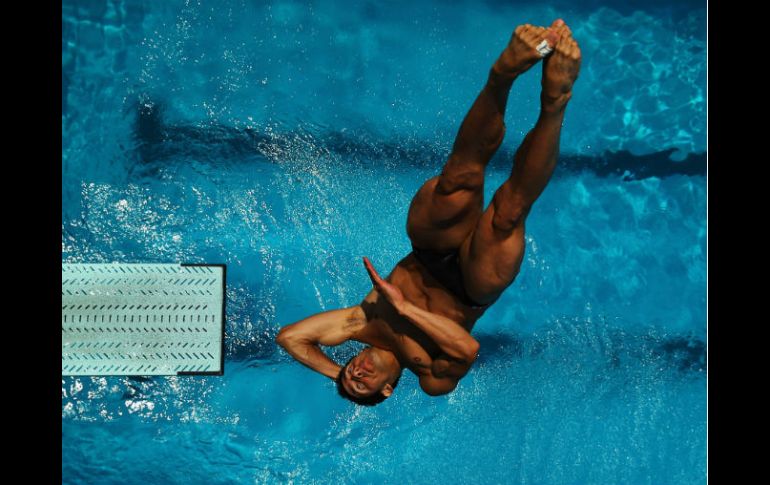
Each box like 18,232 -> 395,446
540,22 -> 582,113
492,19 -> 562,80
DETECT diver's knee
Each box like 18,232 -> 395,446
491,189 -> 528,233
437,169 -> 485,195
491,209 -> 524,233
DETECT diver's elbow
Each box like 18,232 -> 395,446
463,339 -> 480,363
275,326 -> 294,348
453,339 -> 479,364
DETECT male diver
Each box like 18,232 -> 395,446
277,19 -> 582,404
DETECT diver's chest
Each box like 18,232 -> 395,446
394,329 -> 438,374
364,310 -> 438,374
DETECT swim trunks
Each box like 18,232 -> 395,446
410,243 -> 491,309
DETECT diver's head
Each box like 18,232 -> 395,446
336,346 -> 402,406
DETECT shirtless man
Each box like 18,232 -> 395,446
276,19 -> 581,405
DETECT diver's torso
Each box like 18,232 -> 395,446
356,253 -> 486,376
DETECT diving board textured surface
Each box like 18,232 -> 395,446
62,264 -> 226,376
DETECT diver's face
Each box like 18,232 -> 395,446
341,347 -> 392,398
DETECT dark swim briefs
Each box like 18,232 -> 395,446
410,243 -> 491,309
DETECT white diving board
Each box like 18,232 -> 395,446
62,263 -> 226,376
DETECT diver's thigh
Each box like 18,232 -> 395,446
458,204 -> 526,304
406,176 -> 483,251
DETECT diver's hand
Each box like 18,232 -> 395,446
362,256 -> 406,313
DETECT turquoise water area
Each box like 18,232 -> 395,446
62,0 -> 706,483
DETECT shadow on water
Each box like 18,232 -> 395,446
475,333 -> 528,363
555,149 -> 705,180
652,335 -> 706,372
227,335 -> 282,363
131,99 -> 705,180
473,331 -> 705,374
136,100 -> 167,146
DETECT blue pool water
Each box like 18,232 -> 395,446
62,0 -> 707,483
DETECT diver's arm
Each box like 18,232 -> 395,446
362,257 -> 479,363
276,306 -> 366,380
396,301 -> 479,363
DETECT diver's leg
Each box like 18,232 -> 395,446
406,22 -> 562,252
460,23 -> 582,304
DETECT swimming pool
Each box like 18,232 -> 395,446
62,0 -> 706,483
